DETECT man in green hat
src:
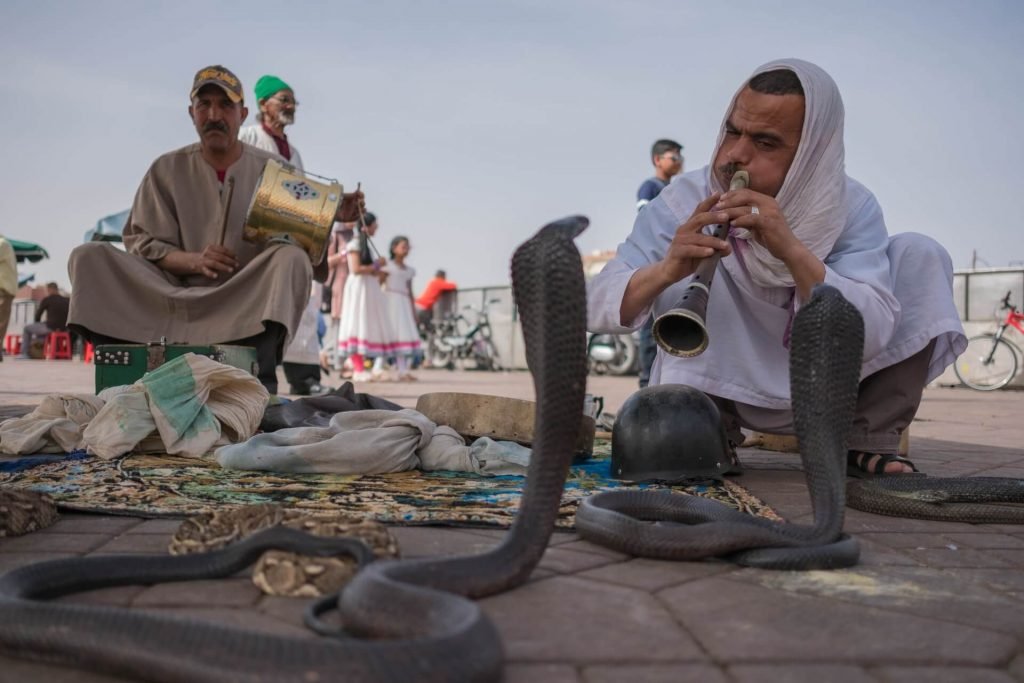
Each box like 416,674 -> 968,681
239,74 -> 324,394
67,65 -> 363,395
239,74 -> 303,170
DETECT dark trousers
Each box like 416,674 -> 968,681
21,322 -> 52,357
714,339 -> 938,455
226,322 -> 287,395
638,316 -> 657,389
847,338 -> 937,453
283,362 -> 322,393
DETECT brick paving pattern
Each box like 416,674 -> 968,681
1,360 -> 1023,682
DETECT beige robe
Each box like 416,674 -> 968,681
68,143 -> 311,345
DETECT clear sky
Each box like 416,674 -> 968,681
3,0 -> 1022,291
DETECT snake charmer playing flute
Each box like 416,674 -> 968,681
587,58 -> 967,478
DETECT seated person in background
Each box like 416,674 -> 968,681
21,282 -> 70,356
415,269 -> 458,329
587,59 -> 966,477
67,65 -> 362,394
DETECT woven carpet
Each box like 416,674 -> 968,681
0,441 -> 779,528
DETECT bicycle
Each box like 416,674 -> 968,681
424,298 -> 503,371
954,290 -> 1024,391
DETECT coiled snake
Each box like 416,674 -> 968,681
576,282 -> 867,569
0,217 -> 589,682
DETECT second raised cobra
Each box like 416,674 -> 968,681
577,283 -> 865,570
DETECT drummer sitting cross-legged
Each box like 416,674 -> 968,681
67,65 -> 363,395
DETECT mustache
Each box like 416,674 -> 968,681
203,121 -> 229,134
717,161 -> 740,179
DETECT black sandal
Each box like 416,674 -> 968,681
725,442 -> 744,476
847,451 -> 919,479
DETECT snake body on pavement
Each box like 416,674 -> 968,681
4,216 -> 1017,681
576,283 -> 866,570
847,476 -> 1024,522
0,216 -> 590,682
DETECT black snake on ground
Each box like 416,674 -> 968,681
847,476 -> 1024,522
576,282 -> 866,569
0,216 -> 590,682
3,216 -> 1020,681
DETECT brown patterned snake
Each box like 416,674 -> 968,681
0,216 -> 590,682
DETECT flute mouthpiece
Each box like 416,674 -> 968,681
730,170 -> 749,191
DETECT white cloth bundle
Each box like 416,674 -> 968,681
0,354 -> 267,459
709,58 -> 847,289
214,408 -> 532,476
0,394 -> 106,454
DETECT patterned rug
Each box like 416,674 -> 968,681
0,441 -> 779,529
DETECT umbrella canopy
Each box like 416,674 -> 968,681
84,209 -> 129,243
8,238 -> 49,263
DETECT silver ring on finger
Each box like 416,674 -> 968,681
750,206 -> 760,216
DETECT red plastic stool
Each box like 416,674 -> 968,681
84,341 -> 95,363
3,334 -> 21,356
44,331 -> 73,360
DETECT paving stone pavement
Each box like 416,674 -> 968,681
1,360 -> 1023,682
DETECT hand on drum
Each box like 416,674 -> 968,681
193,244 -> 239,279
337,189 -> 366,223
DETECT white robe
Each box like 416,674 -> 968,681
587,167 -> 966,412
238,124 -> 304,171
239,123 -> 315,364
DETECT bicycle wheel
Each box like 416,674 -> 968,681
605,334 -> 639,376
471,337 -> 502,371
954,334 -> 1019,391
425,337 -> 456,370
481,339 -> 502,371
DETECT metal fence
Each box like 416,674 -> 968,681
953,267 -> 1024,322
459,268 -> 1024,377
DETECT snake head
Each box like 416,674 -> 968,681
540,215 -> 589,240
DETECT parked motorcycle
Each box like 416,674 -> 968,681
587,331 -> 638,376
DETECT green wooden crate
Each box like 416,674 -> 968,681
94,343 -> 259,393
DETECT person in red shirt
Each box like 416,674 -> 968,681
415,270 -> 457,328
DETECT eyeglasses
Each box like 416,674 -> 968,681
662,153 -> 683,163
271,96 -> 299,107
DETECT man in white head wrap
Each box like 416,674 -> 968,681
588,59 -> 966,476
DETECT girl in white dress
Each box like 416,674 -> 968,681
383,236 -> 422,381
337,213 -> 394,382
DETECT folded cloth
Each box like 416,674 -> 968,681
215,408 -> 531,476
1,354 -> 268,460
0,394 -> 106,454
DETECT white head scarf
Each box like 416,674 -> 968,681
709,58 -> 847,289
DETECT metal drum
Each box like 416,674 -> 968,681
244,159 -> 342,265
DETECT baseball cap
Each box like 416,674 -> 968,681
190,65 -> 244,104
